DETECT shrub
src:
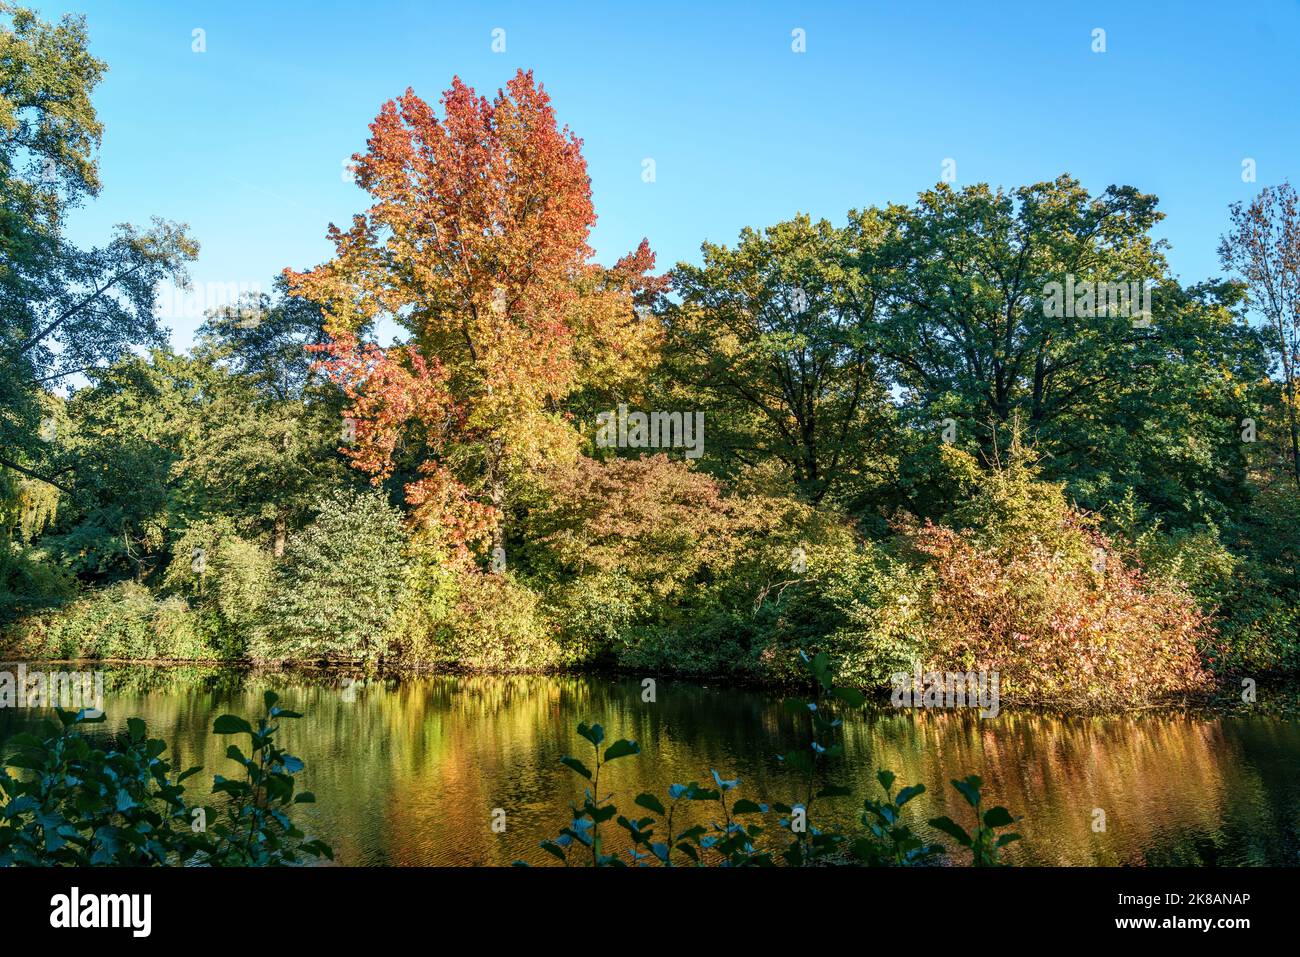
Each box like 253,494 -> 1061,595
902,449 -> 1212,707
529,454 -> 915,681
544,569 -> 636,666
383,548 -> 459,665
0,695 -> 331,866
1,581 -> 219,661
432,570 -> 563,671
0,540 -> 76,626
262,489 -> 408,661
165,519 -> 275,657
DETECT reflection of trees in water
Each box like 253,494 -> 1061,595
848,710 -> 1295,865
7,666 -> 1296,865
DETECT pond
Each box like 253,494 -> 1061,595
2,664 -> 1298,866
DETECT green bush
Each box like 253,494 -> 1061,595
0,695 -> 331,866
1,581 -> 220,661
0,540 -> 76,626
261,489 -> 408,662
164,520 -> 275,657
433,570 -> 563,671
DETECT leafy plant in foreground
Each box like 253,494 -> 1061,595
522,652 -> 1023,867
205,691 -> 333,865
0,694 -> 332,866
928,774 -> 1022,866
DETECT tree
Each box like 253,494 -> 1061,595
41,350 -> 194,581
0,3 -> 196,487
194,282 -> 350,555
285,70 -> 660,561
852,176 -> 1264,525
664,215 -> 893,504
858,176 -> 1166,447
264,489 -> 408,661
1219,181 -> 1300,486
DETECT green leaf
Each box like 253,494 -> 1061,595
603,739 -> 640,762
560,756 -> 592,780
212,715 -> 253,736
264,691 -> 279,711
811,651 -> 832,688
896,784 -> 926,807
951,776 -> 982,808
280,755 -> 305,774
983,806 -> 1016,828
928,815 -> 972,847
634,793 -> 666,816
576,722 -> 605,747
833,686 -> 866,707
731,799 -> 765,814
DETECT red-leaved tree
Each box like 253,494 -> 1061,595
287,70 -> 661,559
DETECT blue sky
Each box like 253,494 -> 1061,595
38,0 -> 1300,348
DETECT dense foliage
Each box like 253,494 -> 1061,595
0,695 -> 331,866
3,5 -> 1298,710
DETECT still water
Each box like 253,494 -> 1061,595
2,665 -> 1298,866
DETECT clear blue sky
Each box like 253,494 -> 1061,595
38,0 -> 1300,348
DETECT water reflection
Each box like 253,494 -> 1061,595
1,666 -> 1297,866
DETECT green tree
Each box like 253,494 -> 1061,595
853,176 -> 1265,526
0,3 -> 196,489
265,489 -> 408,661
192,282 -> 350,555
665,215 -> 893,504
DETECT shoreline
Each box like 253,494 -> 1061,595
2,655 -> 1290,716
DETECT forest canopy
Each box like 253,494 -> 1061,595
2,4 -> 1298,709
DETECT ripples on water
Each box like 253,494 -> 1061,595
1,665 -> 1297,866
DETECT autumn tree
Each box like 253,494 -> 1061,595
1220,182 -> 1300,486
286,70 -> 660,562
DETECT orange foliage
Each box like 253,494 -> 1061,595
287,71 -> 662,550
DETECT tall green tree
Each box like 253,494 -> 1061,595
852,176 -> 1264,525
0,3 -> 195,487
194,283 -> 350,555
665,215 -> 893,504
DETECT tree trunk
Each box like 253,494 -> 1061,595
274,508 -> 287,558
1285,371 -> 1300,487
